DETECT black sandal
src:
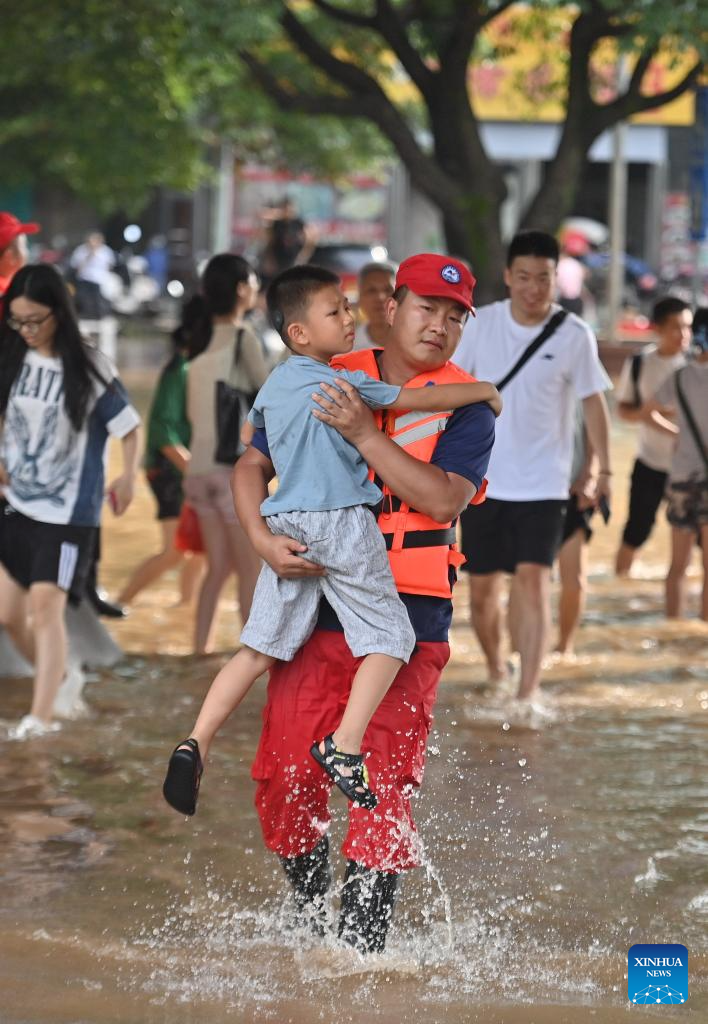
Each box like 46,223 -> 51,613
310,734 -> 377,810
163,738 -> 203,815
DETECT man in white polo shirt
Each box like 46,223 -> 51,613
454,230 -> 612,702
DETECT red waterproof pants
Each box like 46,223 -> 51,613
251,630 -> 449,873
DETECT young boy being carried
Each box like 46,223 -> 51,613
163,262 -> 500,814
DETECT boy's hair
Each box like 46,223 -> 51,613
266,264 -> 340,346
507,230 -> 559,267
693,307 -> 708,351
693,306 -> 708,333
651,295 -> 690,325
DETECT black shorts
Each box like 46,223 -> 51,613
622,458 -> 667,548
561,493 -> 594,545
666,478 -> 708,533
0,502 -> 95,602
460,498 -> 567,574
146,460 -> 184,520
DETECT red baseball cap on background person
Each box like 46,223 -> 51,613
561,230 -> 589,258
0,212 -> 40,251
395,253 -> 476,313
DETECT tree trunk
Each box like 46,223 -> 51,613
521,135 -> 591,235
427,78 -> 508,302
440,192 -> 506,304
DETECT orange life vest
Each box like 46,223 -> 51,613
332,348 -> 488,599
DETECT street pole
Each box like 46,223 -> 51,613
689,85 -> 708,306
212,141 -> 235,253
607,56 -> 631,340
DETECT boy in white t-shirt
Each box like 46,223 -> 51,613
614,297 -> 692,577
649,309 -> 708,620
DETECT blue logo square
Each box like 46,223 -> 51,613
628,944 -> 688,1005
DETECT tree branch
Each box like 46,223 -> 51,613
438,1 -> 484,83
310,0 -> 375,30
478,0 -> 517,30
592,58 -> 702,132
238,51 -> 363,118
373,0 -> 435,98
627,43 -> 659,96
281,5 -> 383,97
239,47 -> 464,218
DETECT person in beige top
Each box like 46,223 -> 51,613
352,261 -> 396,351
183,254 -> 276,653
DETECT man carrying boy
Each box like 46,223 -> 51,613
614,297 -> 692,576
232,254 -> 496,954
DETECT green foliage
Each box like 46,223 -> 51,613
0,0 -> 391,213
0,1 -> 205,211
0,0 -> 705,227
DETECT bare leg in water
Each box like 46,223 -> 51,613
118,518 -> 184,605
193,512 -> 260,654
469,571 -> 510,685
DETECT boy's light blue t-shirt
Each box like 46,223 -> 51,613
247,355 -> 401,515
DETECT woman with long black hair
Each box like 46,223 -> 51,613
183,253 -> 276,653
0,264 -> 140,738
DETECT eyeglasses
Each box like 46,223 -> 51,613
7,312 -> 53,334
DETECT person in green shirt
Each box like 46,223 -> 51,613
117,328 -> 204,605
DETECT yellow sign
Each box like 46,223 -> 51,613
468,4 -> 695,126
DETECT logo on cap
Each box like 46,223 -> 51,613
440,264 -> 461,285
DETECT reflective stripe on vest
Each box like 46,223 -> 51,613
389,413 -> 452,448
331,348 -> 486,599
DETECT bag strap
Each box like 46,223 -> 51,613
675,367 -> 708,475
232,327 -> 244,369
495,310 -> 568,392
630,353 -> 642,408
225,327 -> 247,387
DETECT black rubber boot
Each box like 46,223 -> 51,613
279,836 -> 332,935
86,554 -> 126,618
338,860 -> 400,954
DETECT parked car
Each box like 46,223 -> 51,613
307,242 -> 389,297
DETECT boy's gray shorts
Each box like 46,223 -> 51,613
240,506 -> 416,663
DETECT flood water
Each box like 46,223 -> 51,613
0,368 -> 706,1023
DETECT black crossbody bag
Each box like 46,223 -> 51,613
495,309 -> 568,391
214,329 -> 257,466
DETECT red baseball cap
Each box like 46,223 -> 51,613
0,212 -> 40,251
395,253 -> 476,313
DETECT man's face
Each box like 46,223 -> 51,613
387,291 -> 468,370
357,270 -> 395,329
504,255 -> 556,322
0,235 -> 27,277
655,310 -> 692,356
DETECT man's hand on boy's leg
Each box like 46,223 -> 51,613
256,533 -> 326,579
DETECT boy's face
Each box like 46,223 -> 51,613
386,290 -> 467,370
293,284 -> 356,359
654,310 -> 692,356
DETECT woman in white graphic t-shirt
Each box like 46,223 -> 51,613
0,264 -> 141,739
